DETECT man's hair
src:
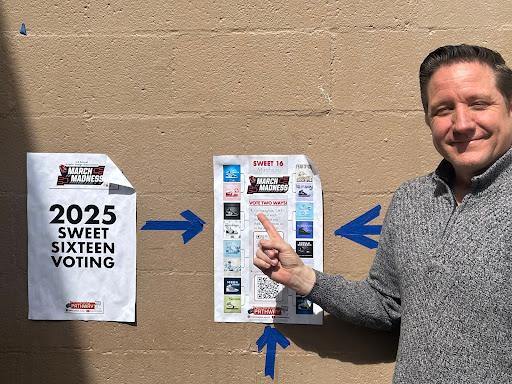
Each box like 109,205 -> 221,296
419,44 -> 512,113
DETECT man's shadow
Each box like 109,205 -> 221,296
276,314 -> 399,364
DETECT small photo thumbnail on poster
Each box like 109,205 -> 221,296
296,164 -> 313,183
296,297 -> 313,314
296,183 -> 313,201
224,202 -> 241,220
223,183 -> 241,201
296,221 -> 313,238
224,295 -> 242,313
224,278 -> 241,294
223,165 -> 241,182
296,202 -> 313,220
224,257 -> 241,276
224,240 -> 241,257
296,240 -> 313,257
224,222 -> 241,239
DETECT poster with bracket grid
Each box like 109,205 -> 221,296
213,155 -> 323,324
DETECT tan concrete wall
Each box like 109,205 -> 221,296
1,1 -> 511,383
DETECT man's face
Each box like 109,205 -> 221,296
426,61 -> 512,179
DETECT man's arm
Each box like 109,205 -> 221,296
305,194 -> 403,330
254,196 -> 402,331
306,271 -> 401,330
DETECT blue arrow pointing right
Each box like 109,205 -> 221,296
334,205 -> 382,249
141,210 -> 205,244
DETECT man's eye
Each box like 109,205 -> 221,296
471,102 -> 489,110
434,107 -> 451,116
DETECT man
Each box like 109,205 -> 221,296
254,45 -> 512,382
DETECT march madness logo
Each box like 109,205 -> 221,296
57,164 -> 105,185
247,176 -> 289,194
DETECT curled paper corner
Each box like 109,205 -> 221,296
20,23 -> 27,35
103,155 -> 134,190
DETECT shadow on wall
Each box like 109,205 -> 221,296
0,9 -> 89,384
276,314 -> 399,364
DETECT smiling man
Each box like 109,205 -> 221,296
254,45 -> 512,383
424,53 -> 512,204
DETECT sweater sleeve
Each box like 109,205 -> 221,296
305,192 -> 403,331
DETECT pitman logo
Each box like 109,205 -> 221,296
67,301 -> 96,310
65,301 -> 104,314
248,306 -> 286,315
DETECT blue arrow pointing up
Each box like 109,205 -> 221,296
334,205 -> 382,249
141,210 -> 205,244
256,326 -> 290,380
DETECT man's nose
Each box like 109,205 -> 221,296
452,105 -> 475,132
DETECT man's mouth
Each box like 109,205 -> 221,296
451,137 -> 485,145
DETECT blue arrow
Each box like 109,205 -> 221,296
20,23 -> 26,35
141,210 -> 205,244
334,205 -> 382,249
256,326 -> 290,380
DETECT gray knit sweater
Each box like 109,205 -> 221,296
307,148 -> 512,383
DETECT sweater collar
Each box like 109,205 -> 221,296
434,145 -> 512,191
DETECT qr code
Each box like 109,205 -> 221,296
255,275 -> 283,301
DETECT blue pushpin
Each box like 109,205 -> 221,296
20,23 -> 26,35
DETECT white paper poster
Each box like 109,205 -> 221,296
213,155 -> 323,324
27,153 -> 136,322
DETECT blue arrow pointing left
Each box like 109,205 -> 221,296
141,210 -> 205,244
256,326 -> 290,380
334,205 -> 382,249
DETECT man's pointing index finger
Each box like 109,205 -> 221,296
257,213 -> 282,240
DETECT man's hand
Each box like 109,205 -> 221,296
254,213 -> 316,296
